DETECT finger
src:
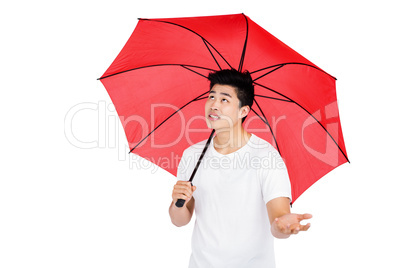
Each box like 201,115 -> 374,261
297,213 -> 313,221
175,181 -> 192,190
172,187 -> 192,200
299,223 -> 311,231
290,224 -> 301,234
174,184 -> 193,194
174,183 -> 195,196
174,185 -> 192,195
173,194 -> 191,204
173,189 -> 192,200
292,223 -> 311,234
176,181 -> 192,188
178,184 -> 196,197
175,181 -> 192,188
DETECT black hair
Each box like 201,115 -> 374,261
208,69 -> 254,123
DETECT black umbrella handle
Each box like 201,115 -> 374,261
174,129 -> 215,208
175,198 -> 186,208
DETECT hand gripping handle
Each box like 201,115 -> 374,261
175,182 -> 192,208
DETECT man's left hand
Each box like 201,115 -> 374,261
273,213 -> 312,236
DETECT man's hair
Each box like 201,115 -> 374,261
208,69 -> 254,123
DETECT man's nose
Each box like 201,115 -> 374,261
210,100 -> 219,110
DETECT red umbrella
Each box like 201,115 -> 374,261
99,13 -> 349,203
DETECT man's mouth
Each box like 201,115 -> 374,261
208,114 -> 220,120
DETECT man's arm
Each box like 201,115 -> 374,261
169,181 -> 196,227
266,197 -> 312,239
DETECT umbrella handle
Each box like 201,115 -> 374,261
175,199 -> 186,208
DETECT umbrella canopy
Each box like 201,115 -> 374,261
99,13 -> 349,203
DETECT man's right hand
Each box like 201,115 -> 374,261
172,181 -> 196,207
169,181 -> 196,227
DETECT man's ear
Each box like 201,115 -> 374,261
239,105 -> 250,119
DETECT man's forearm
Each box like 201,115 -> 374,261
169,201 -> 193,227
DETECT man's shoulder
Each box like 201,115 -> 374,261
249,134 -> 278,153
248,135 -> 286,168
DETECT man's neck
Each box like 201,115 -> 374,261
213,126 -> 251,155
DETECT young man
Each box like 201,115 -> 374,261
169,69 -> 312,268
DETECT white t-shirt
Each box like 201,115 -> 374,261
177,134 -> 292,268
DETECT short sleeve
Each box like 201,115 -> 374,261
259,152 -> 292,204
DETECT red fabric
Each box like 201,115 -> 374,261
100,14 -> 348,202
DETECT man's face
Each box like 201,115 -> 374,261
205,84 -> 248,131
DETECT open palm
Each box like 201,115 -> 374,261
274,213 -> 312,235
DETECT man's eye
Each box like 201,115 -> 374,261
222,99 -> 228,102
209,96 -> 214,99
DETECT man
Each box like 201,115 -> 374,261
169,69 -> 312,268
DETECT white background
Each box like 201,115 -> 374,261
1,0 -> 401,267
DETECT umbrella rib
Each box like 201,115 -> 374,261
252,64 -> 284,81
180,65 -> 210,79
139,18 -> 234,70
254,94 -> 294,102
253,82 -> 293,102
98,64 -> 216,80
251,62 -> 337,81
251,100 -> 282,156
238,13 -> 249,72
254,82 -> 349,163
193,96 -> 208,101
129,90 -> 210,153
202,39 -> 222,70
